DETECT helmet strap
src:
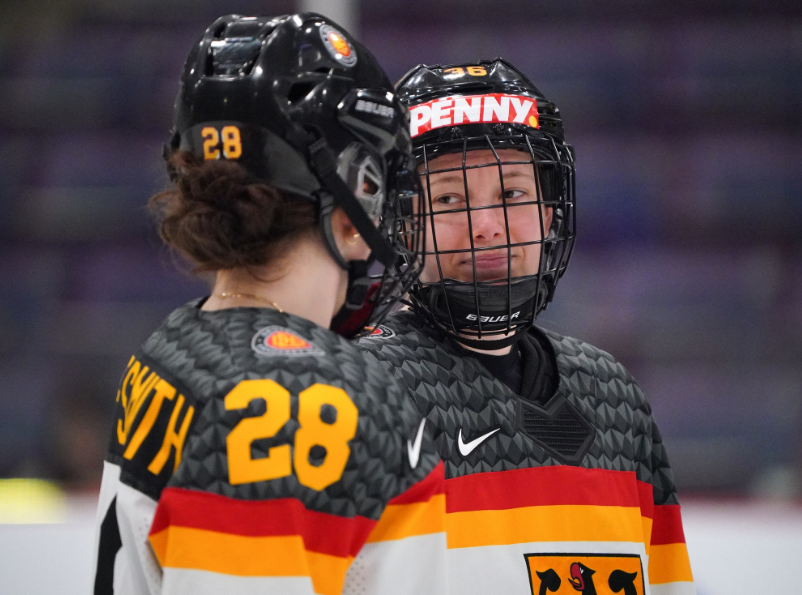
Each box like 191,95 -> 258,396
307,138 -> 396,268
317,191 -> 349,270
299,134 -> 399,337
318,189 -> 379,337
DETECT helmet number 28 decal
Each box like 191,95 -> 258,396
201,125 -> 242,160
225,379 -> 358,491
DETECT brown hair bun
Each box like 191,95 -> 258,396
149,151 -> 317,273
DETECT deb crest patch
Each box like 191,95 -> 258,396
525,553 -> 644,595
361,324 -> 396,340
252,326 -> 325,357
320,24 -> 357,67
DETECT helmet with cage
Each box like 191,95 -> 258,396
166,13 -> 425,336
396,58 -> 575,347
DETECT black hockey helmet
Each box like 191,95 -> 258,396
167,13 -> 425,337
396,58 -> 575,347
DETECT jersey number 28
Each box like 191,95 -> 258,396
225,379 -> 357,491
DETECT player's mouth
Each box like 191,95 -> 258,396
463,252 -> 513,270
474,254 -> 509,267
457,253 -> 516,281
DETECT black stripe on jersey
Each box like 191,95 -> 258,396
94,496 -> 122,595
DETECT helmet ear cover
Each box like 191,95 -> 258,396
168,13 -> 427,337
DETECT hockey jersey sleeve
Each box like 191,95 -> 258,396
641,418 -> 695,595
146,378 -> 447,595
92,354 -> 197,595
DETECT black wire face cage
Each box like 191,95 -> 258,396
409,133 -> 575,340
375,154 -> 427,319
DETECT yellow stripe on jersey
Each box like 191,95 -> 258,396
446,504 -> 645,549
306,550 -> 355,595
150,526 -> 352,595
366,493 -> 446,543
648,542 -> 695,584
641,514 -> 654,555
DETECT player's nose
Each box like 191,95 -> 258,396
468,203 -> 506,243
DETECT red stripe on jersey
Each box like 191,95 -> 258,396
651,504 -> 687,545
388,462 -> 445,506
445,466 -> 646,513
150,488 -> 376,558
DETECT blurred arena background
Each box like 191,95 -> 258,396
0,0 -> 800,593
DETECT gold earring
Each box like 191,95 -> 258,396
346,233 -> 360,245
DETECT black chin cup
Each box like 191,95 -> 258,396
414,276 -> 548,338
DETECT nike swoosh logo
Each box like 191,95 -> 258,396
407,418 -> 427,469
457,427 -> 501,457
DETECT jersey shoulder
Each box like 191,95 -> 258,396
357,310 -> 455,366
108,302 -> 436,512
534,325 -> 680,502
534,325 -> 650,413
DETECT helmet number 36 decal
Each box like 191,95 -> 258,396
443,66 -> 487,77
201,125 -> 242,160
225,379 -> 358,491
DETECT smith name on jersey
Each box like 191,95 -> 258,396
359,310 -> 695,595
92,301 -> 446,595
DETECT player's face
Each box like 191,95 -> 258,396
419,149 -> 552,284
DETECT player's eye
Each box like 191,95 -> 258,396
501,189 -> 526,201
433,194 -> 461,207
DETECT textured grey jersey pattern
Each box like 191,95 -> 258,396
358,309 -> 679,507
107,301 -> 440,519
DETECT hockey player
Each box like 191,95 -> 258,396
358,59 -> 695,595
91,14 -> 446,595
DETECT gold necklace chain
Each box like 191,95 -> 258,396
216,292 -> 283,313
